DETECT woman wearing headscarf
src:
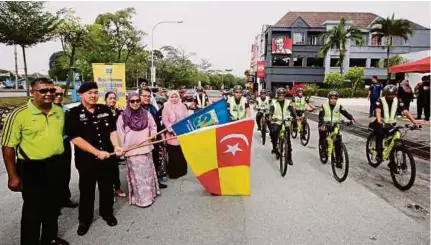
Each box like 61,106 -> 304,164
117,92 -> 159,208
105,91 -> 126,198
162,90 -> 189,179
398,80 -> 414,113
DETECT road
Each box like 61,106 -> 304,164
0,121 -> 429,245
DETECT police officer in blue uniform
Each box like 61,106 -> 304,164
368,76 -> 383,117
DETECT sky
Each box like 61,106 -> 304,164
0,1 -> 430,77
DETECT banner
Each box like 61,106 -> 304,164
272,36 -> 292,54
257,61 -> 265,78
172,99 -> 230,136
92,63 -> 127,108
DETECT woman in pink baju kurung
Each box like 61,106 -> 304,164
117,93 -> 159,208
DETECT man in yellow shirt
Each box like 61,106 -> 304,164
1,78 -> 69,245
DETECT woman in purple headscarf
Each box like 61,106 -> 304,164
117,92 -> 159,208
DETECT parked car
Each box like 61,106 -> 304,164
206,90 -> 223,102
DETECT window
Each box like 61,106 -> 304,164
293,32 -> 305,45
308,35 -> 319,45
293,57 -> 303,67
306,58 -> 324,67
371,35 -> 382,46
370,59 -> 380,68
349,58 -> 366,67
330,58 -> 340,67
272,55 -> 290,66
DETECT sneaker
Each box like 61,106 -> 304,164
387,162 -> 399,174
335,158 -> 343,168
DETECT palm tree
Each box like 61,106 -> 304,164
318,17 -> 364,74
370,13 -> 412,82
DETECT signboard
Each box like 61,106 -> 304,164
92,63 -> 127,108
257,61 -> 265,78
272,36 -> 292,54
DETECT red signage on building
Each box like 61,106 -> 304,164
272,36 -> 292,54
257,61 -> 265,78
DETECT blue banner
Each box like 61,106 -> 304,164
172,99 -> 230,136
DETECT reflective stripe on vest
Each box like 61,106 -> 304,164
381,97 -> 398,123
196,94 -> 207,108
323,103 -> 341,123
229,97 -> 247,120
273,100 -> 291,123
294,97 -> 306,110
256,97 -> 270,110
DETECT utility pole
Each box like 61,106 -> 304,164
14,45 -> 18,89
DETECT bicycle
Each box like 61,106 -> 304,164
318,121 -> 352,182
257,108 -> 270,145
366,123 -> 421,191
272,118 -> 293,177
291,110 -> 312,146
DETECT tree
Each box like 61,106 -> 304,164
344,67 -> 364,96
48,51 -> 69,81
0,1 -> 61,95
56,8 -> 89,95
324,72 -> 344,88
95,7 -> 145,63
318,17 -> 364,73
370,13 -> 412,82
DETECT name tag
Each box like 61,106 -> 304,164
79,114 -> 88,121
423,86 -> 429,90
97,113 -> 109,119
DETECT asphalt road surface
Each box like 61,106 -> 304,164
0,121 -> 429,245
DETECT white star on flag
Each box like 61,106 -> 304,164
224,143 -> 243,156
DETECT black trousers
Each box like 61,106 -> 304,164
318,125 -> 343,158
17,157 -> 62,245
58,140 -> 72,204
369,99 -> 378,117
369,121 -> 391,158
77,159 -> 114,224
112,158 -> 121,190
166,145 -> 187,179
270,123 -> 291,152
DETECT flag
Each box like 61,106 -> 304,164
172,99 -> 230,136
178,119 -> 254,195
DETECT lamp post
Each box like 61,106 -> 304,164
151,20 -> 183,87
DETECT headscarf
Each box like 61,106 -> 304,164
122,92 -> 148,131
400,80 -> 412,93
164,90 -> 188,119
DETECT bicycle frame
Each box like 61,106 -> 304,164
370,130 -> 401,161
326,125 -> 340,156
279,120 -> 291,139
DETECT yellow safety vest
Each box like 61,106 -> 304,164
323,102 -> 341,123
196,94 -> 207,108
381,97 -> 398,123
229,97 -> 247,121
273,100 -> 291,124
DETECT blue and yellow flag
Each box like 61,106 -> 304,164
172,99 -> 230,136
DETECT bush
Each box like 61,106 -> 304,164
303,84 -> 319,97
323,72 -> 344,88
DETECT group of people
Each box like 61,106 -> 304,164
368,75 -> 430,121
1,78 -> 192,245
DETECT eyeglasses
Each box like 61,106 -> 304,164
55,93 -> 64,97
33,88 -> 56,94
129,99 -> 141,104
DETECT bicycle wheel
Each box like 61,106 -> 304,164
300,122 -> 311,146
390,146 -> 416,191
318,141 -> 328,164
366,134 -> 381,168
261,117 -> 266,145
291,121 -> 298,139
331,143 -> 349,183
279,138 -> 288,177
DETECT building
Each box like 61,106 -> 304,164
251,12 -> 430,91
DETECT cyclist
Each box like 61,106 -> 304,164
194,86 -> 210,111
369,85 -> 419,168
269,88 -> 298,161
254,89 -> 271,131
318,91 -> 355,168
292,88 -> 315,135
227,85 -> 251,121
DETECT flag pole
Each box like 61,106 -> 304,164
109,136 -> 176,156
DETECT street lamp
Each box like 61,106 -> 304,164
151,20 -> 183,87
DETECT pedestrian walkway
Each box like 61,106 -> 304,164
310,96 -> 430,146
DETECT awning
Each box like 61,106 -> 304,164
389,56 -> 430,74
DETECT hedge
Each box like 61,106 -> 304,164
315,88 -> 368,98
